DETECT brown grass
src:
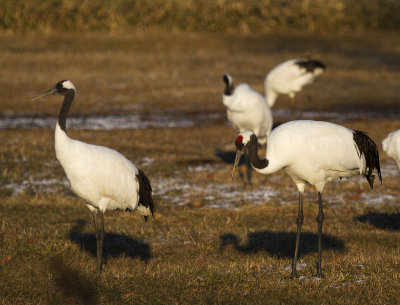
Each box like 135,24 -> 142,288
1,0 -> 400,33
1,32 -> 400,304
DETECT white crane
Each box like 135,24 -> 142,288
223,74 -> 273,145
232,120 -> 382,278
265,58 -> 326,114
32,80 -> 155,274
382,129 -> 400,170
222,74 -> 273,183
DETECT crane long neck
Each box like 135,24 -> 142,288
265,87 -> 278,107
58,92 -> 75,133
247,136 -> 269,169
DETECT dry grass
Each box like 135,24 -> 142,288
1,32 -> 400,304
1,0 -> 400,33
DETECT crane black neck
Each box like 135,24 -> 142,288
223,76 -> 234,95
58,92 -> 75,133
247,135 -> 269,169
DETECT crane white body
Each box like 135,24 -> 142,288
265,58 -> 326,108
223,75 -> 273,145
254,120 -> 367,192
55,124 -> 141,213
382,129 -> 400,170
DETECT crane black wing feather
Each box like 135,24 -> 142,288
353,130 -> 382,188
295,59 -> 326,73
137,169 -> 155,221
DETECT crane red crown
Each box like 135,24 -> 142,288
235,135 -> 243,147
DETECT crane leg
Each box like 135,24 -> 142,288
93,211 -> 105,274
291,192 -> 304,278
316,192 -> 324,277
290,97 -> 296,121
245,153 -> 253,185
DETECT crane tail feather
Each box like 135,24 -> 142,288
353,130 -> 382,188
295,59 -> 326,72
137,169 -> 155,220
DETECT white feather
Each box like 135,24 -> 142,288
382,129 -> 400,170
265,58 -> 325,107
245,120 -> 368,192
55,123 -> 140,213
61,80 -> 76,91
223,81 -> 273,145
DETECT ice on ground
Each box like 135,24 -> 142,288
0,113 -> 195,130
4,160 -> 399,209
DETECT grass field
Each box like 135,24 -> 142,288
2,0 -> 400,33
1,32 -> 400,304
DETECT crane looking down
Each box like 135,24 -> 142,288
232,120 -> 382,278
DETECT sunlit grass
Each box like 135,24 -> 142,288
1,0 -> 400,33
1,32 -> 400,304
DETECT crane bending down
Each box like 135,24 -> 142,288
32,80 -> 155,274
265,58 -> 326,113
222,74 -> 273,145
382,129 -> 400,170
232,120 -> 382,278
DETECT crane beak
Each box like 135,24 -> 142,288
31,88 -> 57,101
231,148 -> 242,180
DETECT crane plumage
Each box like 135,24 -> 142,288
265,58 -> 326,108
222,74 -> 273,145
232,120 -> 381,278
32,80 -> 154,274
382,129 -> 400,170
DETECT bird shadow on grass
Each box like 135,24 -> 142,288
49,255 -> 100,305
69,219 -> 151,263
215,149 -> 244,165
355,212 -> 400,231
215,149 -> 252,183
219,231 -> 345,258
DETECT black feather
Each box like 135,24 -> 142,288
137,169 -> 155,221
295,59 -> 326,73
223,74 -> 234,95
353,130 -> 382,188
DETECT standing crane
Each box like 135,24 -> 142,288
265,58 -> 326,117
232,120 -> 381,278
222,74 -> 273,183
222,73 -> 273,145
382,129 -> 400,170
32,80 -> 155,274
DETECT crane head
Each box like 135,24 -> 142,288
232,131 -> 254,180
223,73 -> 234,95
32,80 -> 76,100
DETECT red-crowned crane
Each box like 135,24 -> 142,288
382,129 -> 400,170
232,120 -> 382,278
222,74 -> 273,145
32,80 -> 155,274
265,58 -> 326,115
222,74 -> 273,183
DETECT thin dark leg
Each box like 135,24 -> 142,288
291,192 -> 304,278
316,192 -> 324,277
97,211 -> 105,274
245,153 -> 252,185
92,211 -> 98,233
93,211 -> 105,274
290,97 -> 295,121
